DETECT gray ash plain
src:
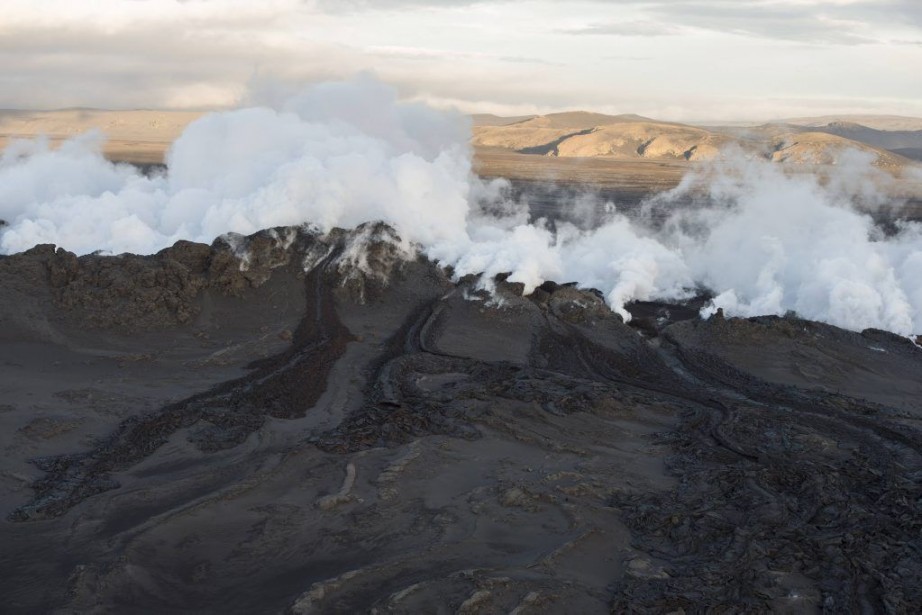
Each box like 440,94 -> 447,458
0,217 -> 920,613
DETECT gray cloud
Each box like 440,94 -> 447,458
0,25 -> 359,109
838,0 -> 922,29
310,0 -> 492,11
649,2 -> 875,45
313,0 -> 922,33
603,55 -> 653,61
564,20 -> 680,37
565,0 -> 922,45
1,0 -> 920,118
368,46 -> 557,66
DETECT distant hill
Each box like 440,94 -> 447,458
554,122 -> 732,161
0,109 -> 204,164
1,108 -> 919,170
767,131 -> 908,169
0,109 -> 202,141
778,115 -> 922,132
513,111 -> 666,130
707,119 -> 922,163
803,122 -> 922,157
473,113 -> 700,155
891,148 -> 922,161
473,112 -> 914,169
471,113 -> 535,127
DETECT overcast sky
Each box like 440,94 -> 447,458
3,0 -> 922,120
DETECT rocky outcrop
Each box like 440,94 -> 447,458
0,224 -> 412,331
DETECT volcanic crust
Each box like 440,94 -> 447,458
0,225 -> 920,613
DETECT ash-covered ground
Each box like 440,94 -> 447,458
0,223 -> 920,614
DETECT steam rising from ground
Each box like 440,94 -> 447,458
1,78 -> 921,335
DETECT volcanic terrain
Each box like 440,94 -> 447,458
1,223 -> 920,613
2,101 -> 922,613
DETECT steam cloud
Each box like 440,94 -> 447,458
1,77 -> 921,335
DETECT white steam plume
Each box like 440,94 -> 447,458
1,77 -> 920,336
0,77 -> 470,255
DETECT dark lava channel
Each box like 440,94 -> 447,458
0,224 -> 920,614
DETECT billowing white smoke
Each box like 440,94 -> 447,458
1,77 -> 921,335
652,160 -> 922,334
0,78 -> 471,255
